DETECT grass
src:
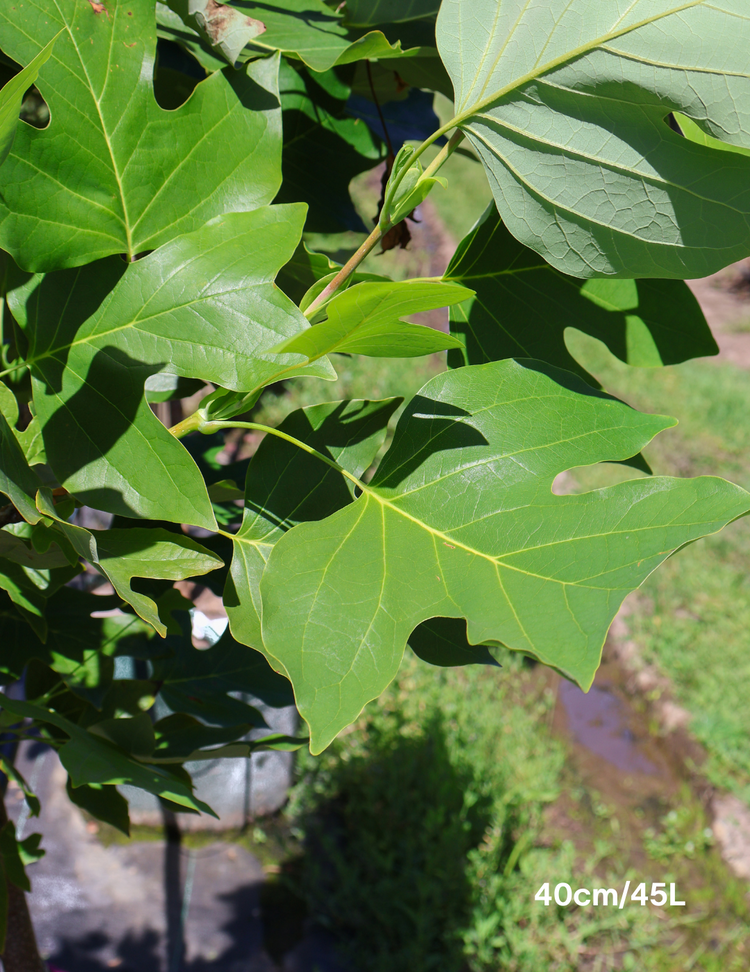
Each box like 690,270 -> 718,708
278,655 -> 750,971
564,330 -> 750,804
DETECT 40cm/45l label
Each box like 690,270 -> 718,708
535,881 -> 685,909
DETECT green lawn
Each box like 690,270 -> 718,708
279,654 -> 750,971
567,331 -> 750,805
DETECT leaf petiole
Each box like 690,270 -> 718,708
200,420 -> 366,492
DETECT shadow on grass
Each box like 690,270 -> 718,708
288,714 -> 497,972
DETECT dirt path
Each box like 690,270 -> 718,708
688,260 -> 750,368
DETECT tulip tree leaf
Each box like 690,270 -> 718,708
65,778 -> 131,837
165,0 -> 266,66
438,0 -> 750,278
260,359 -> 750,752
234,0 -> 405,73
0,0 -> 282,271
444,206 -> 718,380
36,489 -> 223,637
273,280 -> 470,359
0,585 -> 124,682
226,398 -> 400,653
0,410 -> 43,524
6,206 -> 335,526
0,696 -> 214,816
0,32 -> 60,168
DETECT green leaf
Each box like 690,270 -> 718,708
0,822 -> 43,892
444,206 -> 718,379
36,490 -> 223,637
0,585 -> 120,682
276,243 -> 341,307
275,60 -> 383,233
230,0 -> 405,73
381,144 -> 448,227
0,559 -> 47,640
65,778 -> 131,837
0,409 -> 43,524
165,0 -> 266,65
260,359 -> 750,752
7,206 -> 335,525
0,527 -> 72,571
151,712 -> 254,760
408,617 -> 500,668
88,712 -> 156,758
0,2 -> 282,270
152,624 -> 293,727
225,398 -> 401,653
273,280 -> 469,359
147,712 -> 306,761
156,2 -> 229,74
343,0 -> 441,27
438,0 -> 750,278
0,695 -> 214,816
0,757 -> 40,818
675,111 -> 750,158
0,32 -> 60,168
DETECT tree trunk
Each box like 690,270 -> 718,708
0,787 -> 46,972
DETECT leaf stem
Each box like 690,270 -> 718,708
304,129 -> 465,319
304,222 -> 384,318
201,420 -> 366,492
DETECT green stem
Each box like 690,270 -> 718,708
170,412 -> 203,438
422,130 -> 465,180
203,421 -> 366,492
304,222 -> 384,318
305,128 -> 464,319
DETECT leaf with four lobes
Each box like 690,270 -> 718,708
35,489 -> 222,637
0,32 -> 60,167
225,398 -> 402,655
273,280 -> 470,359
0,696 -> 214,816
444,206 -> 718,382
0,0 -> 282,270
7,206 -> 335,526
437,0 -> 750,278
259,359 -> 750,752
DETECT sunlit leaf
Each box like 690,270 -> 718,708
260,359 -> 750,751
0,1 -> 282,270
7,207 -> 334,525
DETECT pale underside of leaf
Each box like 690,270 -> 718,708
437,0 -> 750,277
